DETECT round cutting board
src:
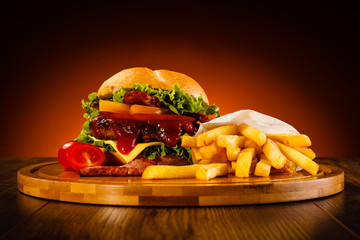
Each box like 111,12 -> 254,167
17,161 -> 344,206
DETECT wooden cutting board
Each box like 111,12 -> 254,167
17,161 -> 344,206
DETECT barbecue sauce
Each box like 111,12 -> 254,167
146,120 -> 194,147
112,120 -> 141,154
90,115 -> 195,155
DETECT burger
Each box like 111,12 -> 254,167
68,67 -> 219,175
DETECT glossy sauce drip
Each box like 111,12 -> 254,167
113,120 -> 141,155
90,115 -> 195,155
147,120 -> 194,147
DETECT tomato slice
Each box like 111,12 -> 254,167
129,104 -> 170,114
99,111 -> 195,121
99,99 -> 131,113
67,142 -> 105,171
58,141 -> 77,170
58,141 -> 104,171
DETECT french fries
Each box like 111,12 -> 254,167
294,147 -> 316,159
283,158 -> 297,175
198,142 -> 224,159
142,163 -> 229,181
226,146 -> 241,161
210,149 -> 228,163
216,135 -> 245,148
266,134 -> 311,147
196,125 -> 238,147
254,154 -> 271,177
262,139 -> 287,169
158,122 -> 320,181
250,158 -> 258,174
238,123 -> 267,147
191,148 -> 202,164
235,148 -> 255,177
231,161 -> 237,174
199,158 -> 212,164
276,142 -> 319,176
181,135 -> 197,148
142,165 -> 200,179
244,138 -> 262,155
196,163 -> 228,180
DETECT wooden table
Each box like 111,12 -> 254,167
1,158 -> 359,239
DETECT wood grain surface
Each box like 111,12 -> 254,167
17,160 -> 343,206
1,158 -> 359,240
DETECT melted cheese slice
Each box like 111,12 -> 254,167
104,140 -> 163,164
92,140 -> 161,165
89,136 -> 163,164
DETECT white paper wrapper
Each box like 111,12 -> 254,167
196,109 -> 299,136
196,109 -> 302,171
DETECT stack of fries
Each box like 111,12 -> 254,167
142,123 -> 318,181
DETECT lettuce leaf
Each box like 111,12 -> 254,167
81,92 -> 100,121
141,135 -> 193,164
112,83 -> 220,117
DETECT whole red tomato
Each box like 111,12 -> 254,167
58,141 -> 104,171
58,141 -> 77,170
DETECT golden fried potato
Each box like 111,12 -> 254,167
276,141 -> 319,176
181,135 -> 197,148
244,138 -> 262,155
197,125 -> 239,147
283,159 -> 297,175
196,163 -> 228,180
254,154 -> 272,177
198,159 -> 212,164
235,148 -> 255,177
198,142 -> 224,159
216,135 -> 245,148
226,146 -> 241,161
266,134 -> 311,147
142,165 -> 200,179
210,149 -> 228,163
238,123 -> 267,147
262,139 -> 287,169
249,158 -> 258,174
191,148 -> 202,164
231,161 -> 237,174
294,148 -> 316,159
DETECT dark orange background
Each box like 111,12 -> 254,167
1,2 -> 359,157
